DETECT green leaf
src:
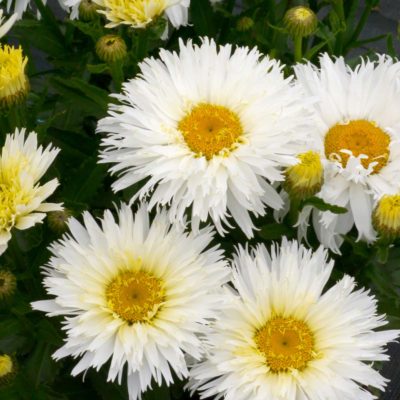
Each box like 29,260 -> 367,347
87,63 -> 110,74
62,157 -> 108,203
51,77 -> 110,116
258,223 -> 294,241
15,226 -> 43,253
0,317 -> 27,352
13,20 -> 65,57
25,341 -> 60,387
190,0 -> 217,36
67,20 -> 104,42
302,197 -> 348,214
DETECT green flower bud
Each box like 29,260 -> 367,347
96,34 -> 128,63
284,6 -> 318,37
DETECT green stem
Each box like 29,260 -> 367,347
109,61 -> 124,92
332,0 -> 345,54
288,197 -> 301,226
294,35 -> 302,62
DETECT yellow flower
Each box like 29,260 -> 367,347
93,0 -> 189,30
0,129 -> 61,255
0,45 -> 29,108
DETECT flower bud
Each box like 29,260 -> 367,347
96,34 -> 127,63
237,17 -> 254,32
79,0 -> 100,21
283,6 -> 318,37
47,209 -> 72,234
284,151 -> 323,200
0,270 -> 16,302
373,194 -> 400,240
0,45 -> 29,109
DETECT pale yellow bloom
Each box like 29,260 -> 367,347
0,129 -> 61,255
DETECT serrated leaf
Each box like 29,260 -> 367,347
51,77 -> 110,116
67,19 -> 104,42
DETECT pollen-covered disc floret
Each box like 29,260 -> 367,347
0,129 -> 61,255
285,150 -> 323,199
32,204 -> 228,400
93,0 -> 190,30
324,120 -> 390,173
255,316 -> 315,372
178,103 -> 244,160
189,240 -> 399,400
373,194 -> 400,240
98,38 -> 314,238
294,54 -> 400,252
0,45 -> 29,108
106,269 -> 165,323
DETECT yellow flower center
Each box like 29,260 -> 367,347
254,317 -> 315,373
178,103 -> 244,160
373,194 -> 400,238
0,355 -> 13,378
106,270 -> 165,324
0,182 -> 27,232
0,156 -> 33,232
324,120 -> 390,173
98,0 -> 167,28
0,45 -> 28,108
285,151 -> 323,198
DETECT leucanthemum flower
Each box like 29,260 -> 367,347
291,54 -> 400,252
32,204 -> 229,400
189,239 -> 399,400
0,44 -> 29,108
98,38 -> 313,238
93,0 -> 190,30
0,129 -> 61,255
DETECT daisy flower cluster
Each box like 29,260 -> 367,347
0,1 -> 399,400
32,38 -> 400,399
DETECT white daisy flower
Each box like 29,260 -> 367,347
0,9 -> 17,38
292,54 -> 400,252
0,128 -> 61,255
98,38 -> 313,238
32,204 -> 229,400
189,239 -> 399,400
92,0 -> 190,30
1,0 -> 30,19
